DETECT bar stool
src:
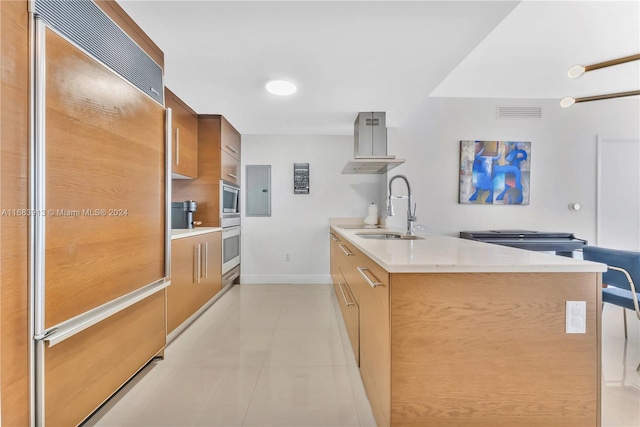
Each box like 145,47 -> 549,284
583,246 -> 640,371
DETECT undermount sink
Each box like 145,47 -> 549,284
356,232 -> 424,240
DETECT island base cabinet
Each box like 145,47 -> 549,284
389,272 -> 601,427
329,226 -> 602,426
44,291 -> 165,427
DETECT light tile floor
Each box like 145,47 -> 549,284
85,284 -> 640,427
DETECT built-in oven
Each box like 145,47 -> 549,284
220,180 -> 240,228
222,226 -> 241,275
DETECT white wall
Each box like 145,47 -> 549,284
241,98 -> 639,283
240,135 -> 383,284
385,97 -> 640,243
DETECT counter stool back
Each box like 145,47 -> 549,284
583,246 -> 640,371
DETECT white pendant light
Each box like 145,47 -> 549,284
265,79 -> 297,96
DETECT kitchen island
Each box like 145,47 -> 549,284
329,223 -> 606,427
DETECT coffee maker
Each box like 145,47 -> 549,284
171,200 -> 197,229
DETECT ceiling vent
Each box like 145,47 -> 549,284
496,106 -> 542,119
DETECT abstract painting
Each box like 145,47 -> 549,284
459,140 -> 531,205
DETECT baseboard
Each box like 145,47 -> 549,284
240,274 -> 332,285
166,282 -> 234,344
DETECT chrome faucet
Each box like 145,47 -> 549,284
386,175 -> 417,236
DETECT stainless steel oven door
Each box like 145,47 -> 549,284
222,227 -> 241,274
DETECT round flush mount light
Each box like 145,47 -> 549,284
265,79 -> 297,96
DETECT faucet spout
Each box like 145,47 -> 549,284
387,174 -> 417,236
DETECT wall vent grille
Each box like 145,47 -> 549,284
496,106 -> 542,119
34,0 -> 164,105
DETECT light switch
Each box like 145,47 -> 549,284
566,301 -> 586,334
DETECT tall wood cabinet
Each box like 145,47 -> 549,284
166,87 -> 198,179
1,1 -> 167,425
173,115 -> 242,226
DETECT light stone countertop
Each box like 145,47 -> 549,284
171,227 -> 222,240
331,225 -> 607,274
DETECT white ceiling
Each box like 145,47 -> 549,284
118,0 -> 640,135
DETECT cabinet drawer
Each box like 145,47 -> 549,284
353,253 -> 390,427
45,291 -> 165,426
333,271 -> 359,365
221,149 -> 241,185
334,239 -> 363,304
220,116 -> 241,159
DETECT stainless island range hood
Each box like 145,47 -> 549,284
342,112 -> 405,174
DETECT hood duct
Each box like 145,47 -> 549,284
342,112 -> 405,174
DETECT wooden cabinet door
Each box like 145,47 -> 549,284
220,116 -> 241,159
166,88 -> 198,178
198,231 -> 222,304
167,237 -> 199,333
221,149 -> 241,185
168,232 -> 222,334
44,28 -> 165,328
356,258 -> 391,427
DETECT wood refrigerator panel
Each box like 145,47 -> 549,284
44,291 -> 165,427
43,28 -> 166,328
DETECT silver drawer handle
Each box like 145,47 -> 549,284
228,173 -> 238,179
338,244 -> 354,256
357,267 -> 382,288
338,282 -> 355,306
329,233 -> 338,242
226,145 -> 239,154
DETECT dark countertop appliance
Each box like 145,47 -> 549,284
172,200 -> 197,229
459,229 -> 587,257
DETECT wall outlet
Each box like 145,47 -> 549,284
352,208 -> 362,217
285,253 -> 290,262
566,301 -> 586,334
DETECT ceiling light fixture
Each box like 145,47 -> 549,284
567,53 -> 640,79
560,90 -> 640,108
265,79 -> 297,96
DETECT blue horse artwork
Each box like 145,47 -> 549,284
459,140 -> 531,205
